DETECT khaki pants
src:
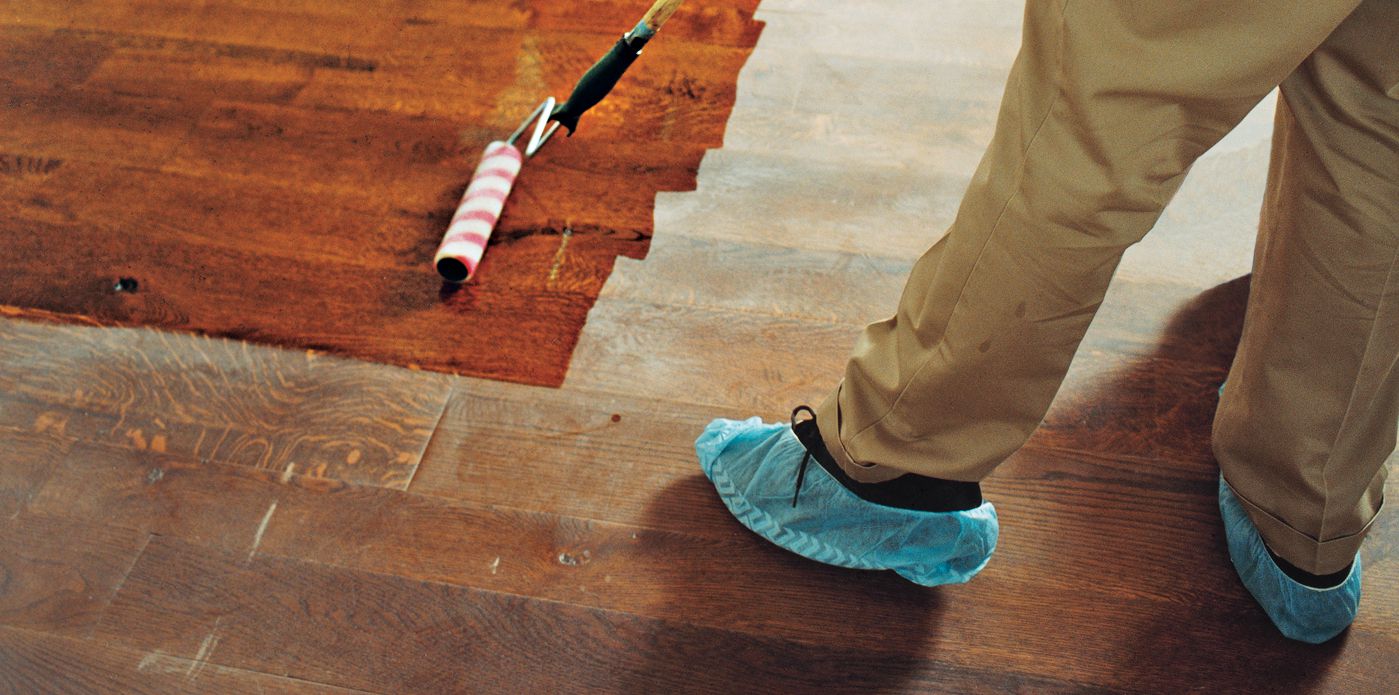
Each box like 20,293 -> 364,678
815,0 -> 1397,575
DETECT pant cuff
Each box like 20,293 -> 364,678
1222,476 -> 1381,576
815,382 -> 906,484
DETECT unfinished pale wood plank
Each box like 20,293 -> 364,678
569,275 -> 1248,461
652,148 -> 972,259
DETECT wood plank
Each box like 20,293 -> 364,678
0,25 -> 113,88
0,513 -> 147,638
0,155 -> 655,290
395,0 -> 764,47
719,49 -> 1005,166
78,28 -> 332,105
0,80 -> 202,169
566,296 -> 850,414
159,100 -> 703,231
1,1 -> 399,55
27,442 -> 287,555
0,431 -> 66,518
0,318 -> 450,488
652,147 -> 974,259
0,24 -> 366,104
408,277 -> 1248,527
93,534 -> 1101,694
748,0 -> 1020,62
398,388 -> 1398,649
405,381 -> 1247,606
15,428 -> 1248,611
3,1 -> 763,56
286,447 -> 1260,613
410,380 -> 732,532
5,435 -> 1147,659
0,626 -> 365,695
82,491 -> 1399,693
569,275 -> 1247,454
0,160 -> 422,273
600,232 -> 911,325
293,23 -> 753,138
0,217 -> 602,385
16,415 -> 1399,691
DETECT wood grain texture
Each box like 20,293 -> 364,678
0,626 -> 367,695
559,276 -> 1245,419
25,439 -> 1397,693
0,431 -> 66,518
0,317 -> 450,488
0,513 -> 148,638
28,441 -> 291,555
0,1 -> 762,386
410,379 -> 732,532
1,0 -> 1396,692
93,535 -> 1111,695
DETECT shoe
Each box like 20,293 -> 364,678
1218,475 -> 1362,643
695,411 -> 998,586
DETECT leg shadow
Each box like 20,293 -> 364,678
1033,276 -> 1364,691
625,474 -> 940,694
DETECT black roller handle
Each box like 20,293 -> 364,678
549,33 -> 650,136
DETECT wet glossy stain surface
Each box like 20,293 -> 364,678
0,1 -> 763,386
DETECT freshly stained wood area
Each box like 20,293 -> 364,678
2,1 -> 1397,693
0,0 -> 762,386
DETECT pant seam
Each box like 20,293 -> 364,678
846,0 -> 1072,447
1317,242 -> 1398,545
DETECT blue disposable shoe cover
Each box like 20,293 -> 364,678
1218,475 -> 1361,643
696,417 -> 997,586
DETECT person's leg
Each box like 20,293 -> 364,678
817,0 -> 1363,484
697,0 -> 1364,587
1212,0 -> 1397,642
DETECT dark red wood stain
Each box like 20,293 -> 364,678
0,1 -> 763,386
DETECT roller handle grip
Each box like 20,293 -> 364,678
549,37 -> 640,135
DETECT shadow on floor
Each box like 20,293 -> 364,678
633,474 -> 941,694
642,276 -> 1396,691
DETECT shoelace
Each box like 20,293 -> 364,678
790,405 -> 817,507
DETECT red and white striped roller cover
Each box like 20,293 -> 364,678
434,141 -> 524,283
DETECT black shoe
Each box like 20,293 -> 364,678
789,406 -> 982,513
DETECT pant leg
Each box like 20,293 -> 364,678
1214,0 -> 1398,576
816,0 -> 1363,483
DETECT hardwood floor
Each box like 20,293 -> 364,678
0,0 -> 762,386
2,1 -> 1396,693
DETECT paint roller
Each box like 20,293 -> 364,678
434,0 -> 686,284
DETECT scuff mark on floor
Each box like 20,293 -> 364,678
137,650 -> 187,675
186,617 -> 223,682
248,501 -> 278,562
